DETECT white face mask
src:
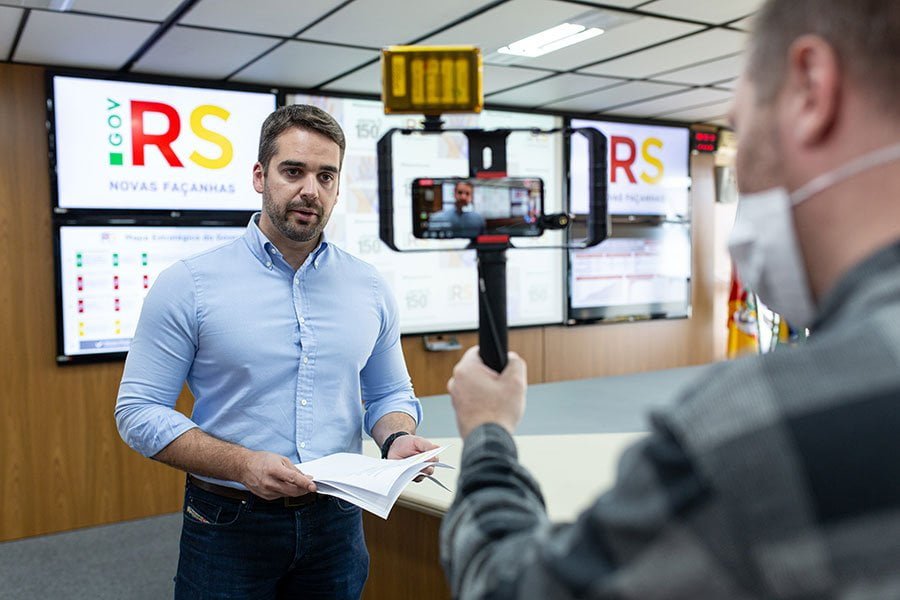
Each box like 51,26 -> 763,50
728,142 -> 900,330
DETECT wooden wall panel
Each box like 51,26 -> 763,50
0,63 -> 721,543
362,508 -> 450,600
401,327 -> 544,397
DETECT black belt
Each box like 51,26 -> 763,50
187,475 -> 318,508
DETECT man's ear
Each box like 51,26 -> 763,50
252,162 -> 265,194
782,34 -> 841,148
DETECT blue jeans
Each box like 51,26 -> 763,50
174,481 -> 369,599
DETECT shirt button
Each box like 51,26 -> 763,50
300,317 -> 306,324
301,399 -> 308,406
303,356 -> 309,364
300,442 -> 307,449
265,261 -> 272,269
270,247 -> 277,254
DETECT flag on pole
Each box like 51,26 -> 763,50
727,266 -> 759,358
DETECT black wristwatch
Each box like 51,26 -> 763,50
380,431 -> 411,459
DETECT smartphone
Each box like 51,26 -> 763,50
412,177 -> 544,239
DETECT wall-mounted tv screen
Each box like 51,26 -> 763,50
287,93 -> 566,335
55,224 -> 244,363
568,223 -> 691,323
570,119 -> 690,219
49,73 -> 276,212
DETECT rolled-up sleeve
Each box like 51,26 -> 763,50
114,261 -> 199,457
361,274 -> 422,435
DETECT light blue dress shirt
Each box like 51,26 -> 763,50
115,214 -> 422,488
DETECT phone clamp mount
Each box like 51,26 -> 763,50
378,123 -> 608,372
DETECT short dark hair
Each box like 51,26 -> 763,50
257,104 -> 346,170
747,0 -> 900,114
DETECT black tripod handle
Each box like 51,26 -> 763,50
477,247 -> 508,372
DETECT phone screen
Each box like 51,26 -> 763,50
412,177 -> 544,239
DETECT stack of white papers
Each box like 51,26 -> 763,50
294,446 -> 453,519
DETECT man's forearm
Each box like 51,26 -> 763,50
152,427 -> 253,483
371,411 -> 417,447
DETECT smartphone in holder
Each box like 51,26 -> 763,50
412,177 -> 544,240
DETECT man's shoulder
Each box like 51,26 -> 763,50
325,243 -> 382,279
663,315 -> 900,456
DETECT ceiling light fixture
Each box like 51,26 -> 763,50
497,23 -> 605,58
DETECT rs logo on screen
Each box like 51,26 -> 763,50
609,135 -> 664,185
106,98 -> 234,169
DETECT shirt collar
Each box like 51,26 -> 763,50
243,212 -> 330,270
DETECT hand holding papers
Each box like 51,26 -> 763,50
295,446 -> 453,519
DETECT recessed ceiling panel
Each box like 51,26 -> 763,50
180,0 -> 337,36
231,39 -> 377,88
654,53 -> 745,85
132,26 -> 279,79
14,11 -> 155,69
69,0 -> 183,21
579,29 -> 747,79
421,0 -> 595,56
515,15 -> 702,71
543,80 -> 685,112
640,0 -> 765,25
482,65 -> 556,95
0,6 -> 23,60
657,98 -> 733,122
605,87 -> 732,117
301,0 -> 495,47
487,73 -> 622,108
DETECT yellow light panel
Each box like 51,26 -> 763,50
382,46 -> 483,115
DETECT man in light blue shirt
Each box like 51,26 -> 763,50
115,104 -> 435,599
430,180 -> 486,238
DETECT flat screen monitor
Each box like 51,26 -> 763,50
287,93 -> 566,335
568,223 -> 691,323
49,73 -> 276,212
570,119 -> 690,219
55,224 -> 244,363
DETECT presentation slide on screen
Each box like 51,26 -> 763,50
570,119 -> 690,218
58,226 -> 243,358
52,75 -> 276,211
288,94 -> 565,334
569,224 -> 691,312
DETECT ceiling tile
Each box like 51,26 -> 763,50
487,73 -> 622,108
180,0 -> 337,37
482,65 -> 556,95
714,77 -> 738,90
579,28 -> 747,79
604,87 -> 733,117
542,80 -> 685,112
14,11 -> 156,69
730,16 -> 755,31
132,26 -> 279,79
654,53 -> 745,85
322,61 -> 382,95
231,39 -> 377,88
656,98 -> 733,122
301,0 -> 494,47
68,0 -> 183,21
0,6 -> 22,60
640,0 -> 765,25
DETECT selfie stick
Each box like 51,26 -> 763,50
464,130 -> 512,372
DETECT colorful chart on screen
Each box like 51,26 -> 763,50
57,226 -> 243,359
287,94 -> 566,334
51,74 -> 276,211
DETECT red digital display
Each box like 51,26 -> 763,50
691,130 -> 719,153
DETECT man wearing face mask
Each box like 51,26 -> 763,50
439,1 -> 900,598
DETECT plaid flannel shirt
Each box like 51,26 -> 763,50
441,240 -> 900,599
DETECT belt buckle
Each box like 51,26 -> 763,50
283,494 -> 311,508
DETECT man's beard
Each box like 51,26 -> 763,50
262,188 -> 328,243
